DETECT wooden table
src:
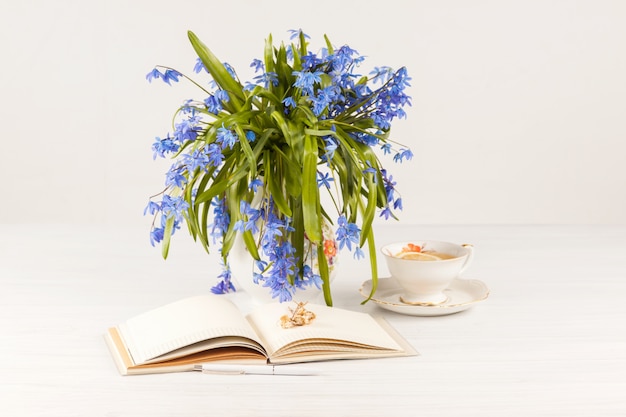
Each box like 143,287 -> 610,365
1,224 -> 625,416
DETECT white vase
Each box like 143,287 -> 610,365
229,220 -> 338,305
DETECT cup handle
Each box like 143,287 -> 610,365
460,244 -> 474,275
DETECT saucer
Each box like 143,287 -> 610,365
359,277 -> 489,316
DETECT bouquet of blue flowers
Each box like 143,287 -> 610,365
145,30 -> 412,305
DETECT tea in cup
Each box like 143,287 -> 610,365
381,241 -> 473,305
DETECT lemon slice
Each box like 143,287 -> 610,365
397,252 -> 441,261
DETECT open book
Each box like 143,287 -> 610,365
104,295 -> 417,375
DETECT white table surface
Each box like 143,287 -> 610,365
1,224 -> 625,417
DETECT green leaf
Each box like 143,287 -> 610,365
220,178 -> 247,260
291,42 -> 302,71
317,241 -> 332,306
287,120 -> 305,161
242,229 -> 260,260
270,145 -> 302,196
191,168 -> 219,249
298,31 -> 308,57
360,174 -> 377,247
264,34 -> 275,74
359,148 -> 383,245
265,151 -> 292,217
199,198 -> 212,253
291,197 -> 304,285
232,124 -> 257,179
161,216 -> 175,259
323,34 -> 334,55
248,86 -> 282,106
194,176 -> 230,206
270,110 -> 292,145
293,106 -> 318,127
302,134 -> 321,243
360,228 -> 378,304
187,31 -> 244,112
304,128 -> 336,137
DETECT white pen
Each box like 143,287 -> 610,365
194,364 -> 320,376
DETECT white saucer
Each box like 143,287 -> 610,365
359,277 -> 489,316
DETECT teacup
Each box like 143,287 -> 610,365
381,241 -> 474,306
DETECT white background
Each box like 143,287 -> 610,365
1,0 -> 625,226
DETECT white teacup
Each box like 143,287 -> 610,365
381,241 -> 474,305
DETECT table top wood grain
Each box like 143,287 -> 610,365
1,224 -> 625,417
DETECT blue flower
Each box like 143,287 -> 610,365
211,279 -> 235,294
311,95 -> 330,116
204,95 -> 223,114
240,199 -> 258,216
250,58 -> 264,73
149,227 -> 164,246
239,200 -> 261,234
206,143 -> 224,168
165,165 -> 187,188
163,69 -> 182,84
292,70 -> 323,95
204,90 -> 230,114
211,265 -> 235,294
336,215 -> 360,251
354,132 -> 379,146
182,148 -> 210,173
215,89 -> 230,103
246,130 -> 256,142
223,62 -> 237,80
151,135 -> 179,159
180,100 -> 197,115
260,207 -> 284,247
216,124 -> 238,149
321,137 -> 338,162
243,82 -> 257,92
282,96 -> 297,109
146,68 -> 162,82
316,171 -> 334,188
173,115 -> 200,143
253,71 -> 278,88
143,200 -> 160,216
272,285 -> 295,303
381,169 -> 397,203
393,148 -> 413,163
312,86 -> 342,116
325,47 -> 363,90
252,271 -> 264,285
161,195 -> 189,223
249,178 -> 263,192
233,219 -> 245,233
193,58 -> 207,74
379,206 -> 393,220
263,240 -> 298,302
370,66 -> 394,84
301,52 -> 322,70
362,161 -> 376,175
147,68 -> 182,85
209,197 -> 230,242
145,195 -> 188,247
288,29 -> 310,40
301,265 -> 323,289
395,67 -> 412,89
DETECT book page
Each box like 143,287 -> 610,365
118,295 -> 263,364
245,303 -> 406,361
